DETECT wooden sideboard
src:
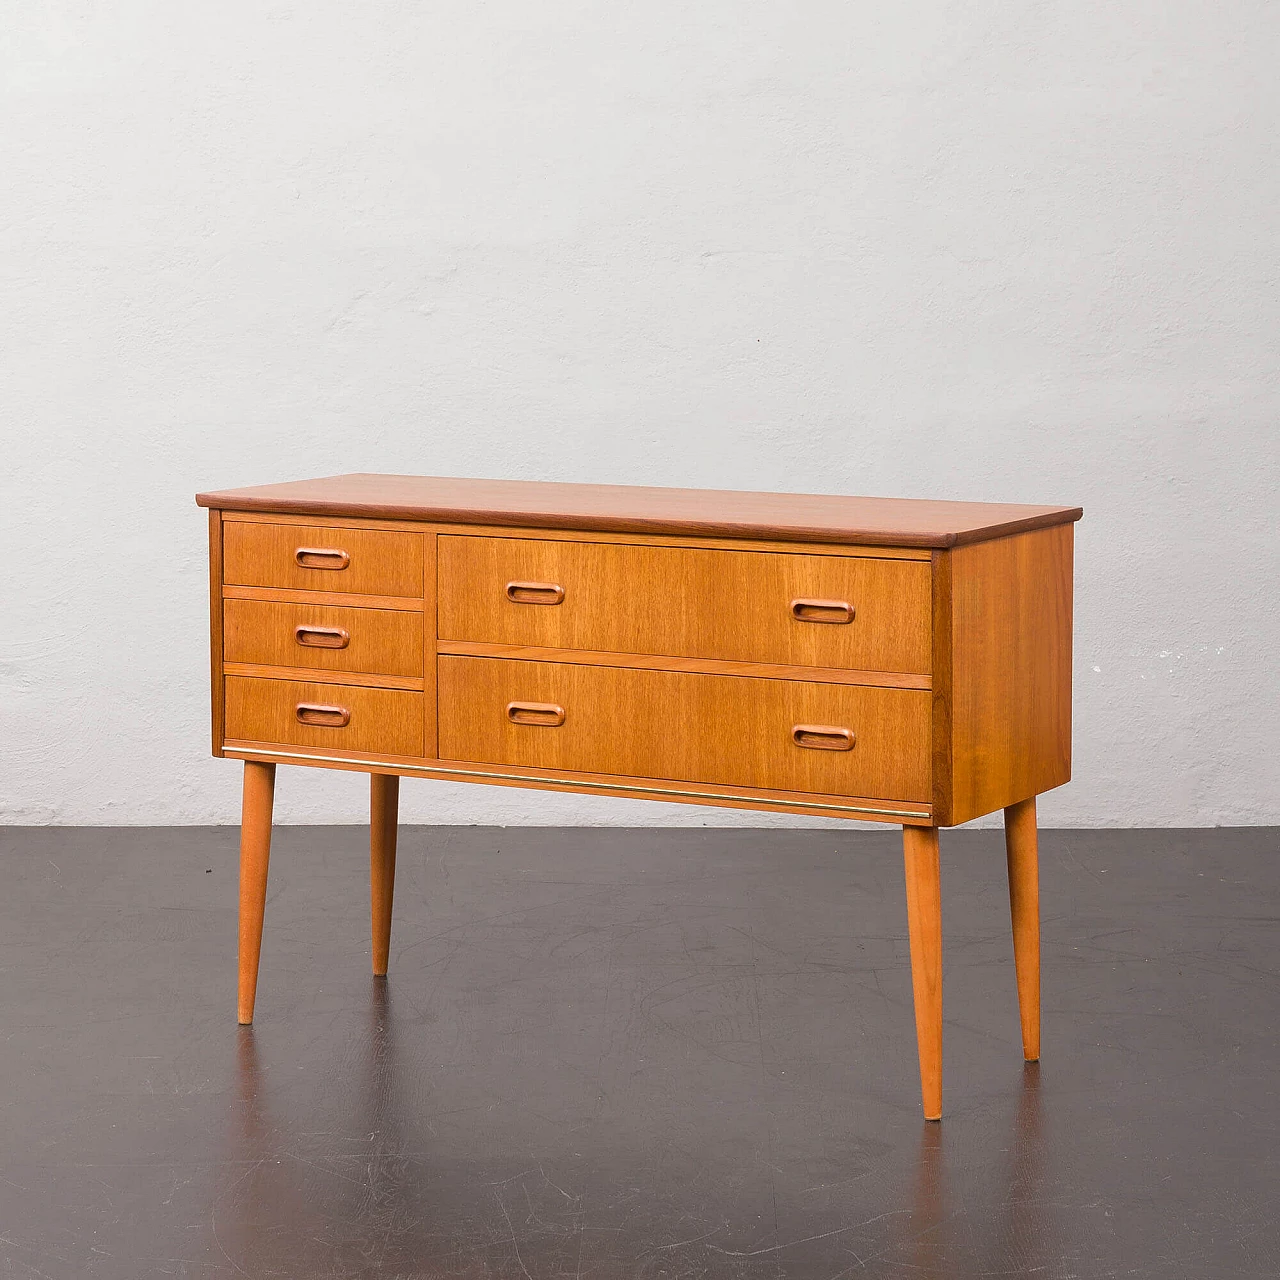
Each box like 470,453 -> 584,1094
197,474 -> 1081,1119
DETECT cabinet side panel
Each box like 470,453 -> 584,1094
424,531 -> 438,758
947,524 -> 1073,825
209,508 -> 225,756
930,549 -> 954,825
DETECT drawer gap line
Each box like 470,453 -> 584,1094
436,641 -> 931,690
223,663 -> 425,692
224,585 -> 425,612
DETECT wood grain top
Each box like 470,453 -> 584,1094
196,474 -> 1082,548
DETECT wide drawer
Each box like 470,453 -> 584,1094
223,520 -> 425,597
438,656 -> 930,801
225,675 -> 423,756
438,537 -> 931,673
224,598 -> 423,678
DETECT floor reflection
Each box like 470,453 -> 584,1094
902,1062 -> 1046,1277
220,979 -> 422,1273
218,983 -> 1056,1277
999,1062 -> 1045,1265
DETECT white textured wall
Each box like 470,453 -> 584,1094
2,3 -> 1277,827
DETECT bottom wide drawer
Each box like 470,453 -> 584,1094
438,656 -> 930,802
225,675 -> 424,756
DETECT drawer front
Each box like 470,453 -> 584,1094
439,537 -> 931,673
224,521 -> 424,597
224,598 -> 423,678
225,676 -> 423,756
438,656 -> 930,801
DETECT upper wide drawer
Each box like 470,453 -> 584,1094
438,537 -> 931,673
223,520 -> 425,597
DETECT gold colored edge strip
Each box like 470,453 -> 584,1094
221,745 -> 932,820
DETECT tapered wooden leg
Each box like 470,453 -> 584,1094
903,824 -> 943,1121
237,761 -> 276,1025
370,773 -> 399,977
1004,796 -> 1041,1062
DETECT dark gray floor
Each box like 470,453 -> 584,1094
0,823 -> 1276,1279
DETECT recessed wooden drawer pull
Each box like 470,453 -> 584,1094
293,625 -> 350,650
295,547 -> 350,570
791,598 -> 854,624
295,702 -> 351,727
506,701 -> 566,727
792,724 -> 855,751
505,581 -> 565,605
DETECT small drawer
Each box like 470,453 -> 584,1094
438,537 -> 931,674
223,520 -> 424,597
225,676 -> 423,756
438,656 -> 931,801
223,599 -> 423,678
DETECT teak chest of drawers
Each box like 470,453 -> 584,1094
197,474 -> 1081,1119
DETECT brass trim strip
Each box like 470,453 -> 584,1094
221,745 -> 933,820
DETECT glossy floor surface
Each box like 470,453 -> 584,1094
0,824 -> 1276,1279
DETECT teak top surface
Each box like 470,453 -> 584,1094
196,474 -> 1082,549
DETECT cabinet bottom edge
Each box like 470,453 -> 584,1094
220,740 -> 934,824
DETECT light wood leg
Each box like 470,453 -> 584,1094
370,773 -> 399,977
237,761 -> 276,1024
903,824 -> 943,1121
1004,796 -> 1041,1062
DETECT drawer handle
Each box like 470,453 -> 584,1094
506,581 -> 565,606
791,598 -> 854,624
507,701 -> 566,727
294,625 -> 350,650
295,547 -> 350,571
792,724 -> 855,751
296,702 -> 351,728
